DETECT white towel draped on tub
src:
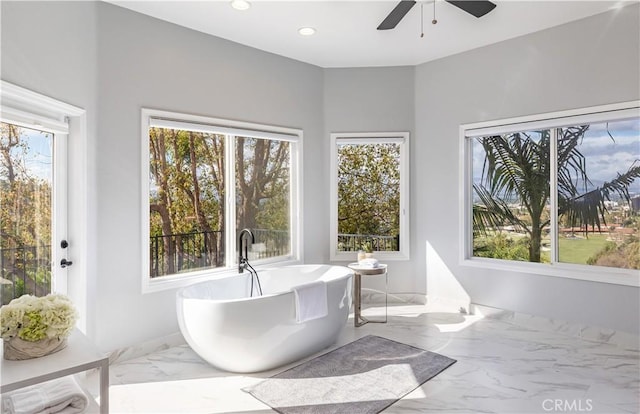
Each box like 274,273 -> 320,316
292,281 -> 328,323
1,376 -> 89,414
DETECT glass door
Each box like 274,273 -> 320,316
0,121 -> 68,304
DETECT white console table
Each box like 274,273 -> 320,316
1,329 -> 109,413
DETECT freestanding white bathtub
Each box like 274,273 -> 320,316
176,264 -> 353,373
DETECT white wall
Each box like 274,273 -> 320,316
92,3 -> 324,351
2,1 -> 325,352
1,1 -> 100,339
324,67 -> 417,294
415,5 -> 640,333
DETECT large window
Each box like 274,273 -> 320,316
462,102 -> 640,286
330,132 -> 409,261
142,109 -> 300,290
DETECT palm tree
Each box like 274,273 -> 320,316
473,125 -> 640,263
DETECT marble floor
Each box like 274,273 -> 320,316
90,304 -> 639,413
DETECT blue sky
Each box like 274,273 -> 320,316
472,117 -> 640,197
4,125 -> 53,182
578,119 -> 639,193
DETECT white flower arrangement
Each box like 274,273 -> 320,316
0,294 -> 78,342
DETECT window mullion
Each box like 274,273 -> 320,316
463,135 -> 473,261
225,135 -> 237,269
289,141 -> 298,260
550,128 -> 559,264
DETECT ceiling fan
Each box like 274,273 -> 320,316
377,0 -> 497,30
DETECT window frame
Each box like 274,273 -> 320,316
141,108 -> 303,293
0,80 -> 89,332
460,101 -> 640,287
329,132 -> 410,262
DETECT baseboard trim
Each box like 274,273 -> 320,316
471,303 -> 639,350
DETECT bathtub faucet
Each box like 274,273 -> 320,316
238,228 -> 255,273
238,228 -> 262,296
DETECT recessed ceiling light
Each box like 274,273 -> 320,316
230,0 -> 250,11
298,27 -> 316,36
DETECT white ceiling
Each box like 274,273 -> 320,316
106,1 -> 635,68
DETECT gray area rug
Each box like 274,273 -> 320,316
244,335 -> 456,414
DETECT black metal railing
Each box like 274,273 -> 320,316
337,233 -> 399,252
250,228 -> 290,259
1,245 -> 51,305
150,229 -> 291,278
150,230 -> 225,278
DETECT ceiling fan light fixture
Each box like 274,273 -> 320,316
298,27 -> 316,36
230,0 -> 251,11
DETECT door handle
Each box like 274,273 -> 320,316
60,259 -> 73,268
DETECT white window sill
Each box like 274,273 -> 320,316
330,251 -> 410,262
142,257 -> 301,294
461,257 -> 640,287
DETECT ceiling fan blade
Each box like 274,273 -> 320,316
377,1 -> 417,30
446,1 -> 496,18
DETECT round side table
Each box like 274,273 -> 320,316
348,263 -> 387,327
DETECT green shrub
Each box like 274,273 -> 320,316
587,236 -> 639,269
474,233 -> 531,262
